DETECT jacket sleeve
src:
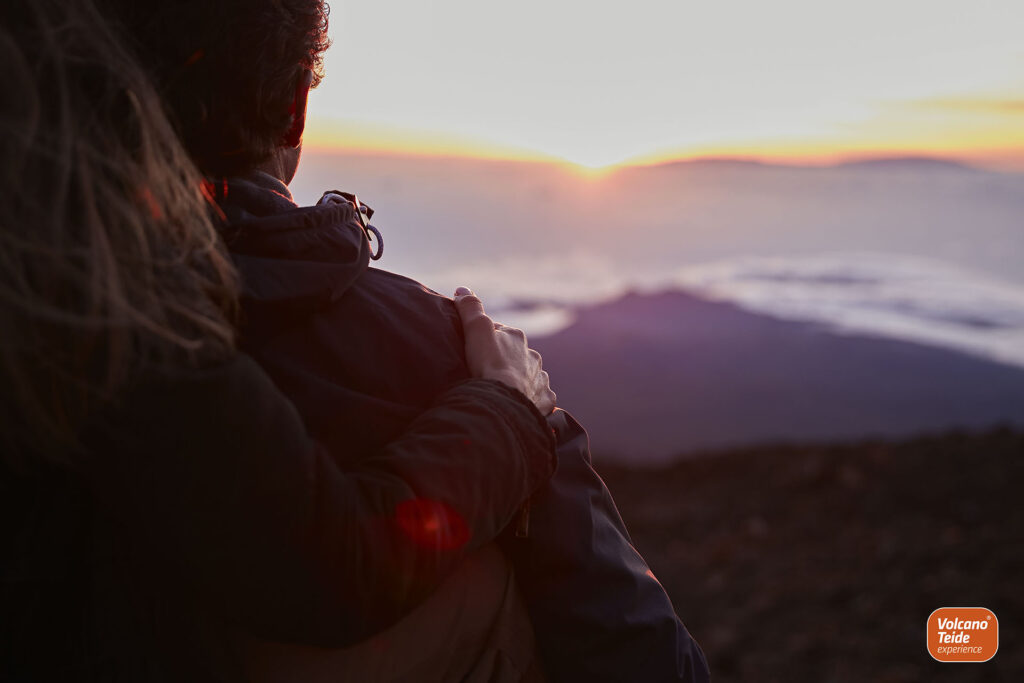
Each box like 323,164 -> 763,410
506,409 -> 710,683
85,353 -> 556,647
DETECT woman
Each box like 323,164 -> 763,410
0,1 -> 556,679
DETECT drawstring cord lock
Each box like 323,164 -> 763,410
318,190 -> 384,260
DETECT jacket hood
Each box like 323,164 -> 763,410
219,171 -> 370,313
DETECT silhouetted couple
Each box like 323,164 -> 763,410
1,1 -> 708,680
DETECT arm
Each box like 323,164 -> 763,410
506,410 -> 710,682
85,353 -> 556,647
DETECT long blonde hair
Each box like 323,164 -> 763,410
0,0 -> 240,466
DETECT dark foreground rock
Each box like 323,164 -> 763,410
597,428 -> 1022,682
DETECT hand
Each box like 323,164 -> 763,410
454,287 -> 557,415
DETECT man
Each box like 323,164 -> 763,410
102,1 -> 709,680
1,2 -> 560,681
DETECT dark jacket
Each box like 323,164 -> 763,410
1,355 -> 556,681
221,172 -> 710,682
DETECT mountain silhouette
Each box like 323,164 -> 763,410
533,290 -> 1024,463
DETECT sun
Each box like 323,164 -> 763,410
557,149 -> 631,175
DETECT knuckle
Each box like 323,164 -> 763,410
494,322 -> 523,337
454,294 -> 484,310
473,315 -> 496,331
464,313 -> 495,334
494,326 -> 518,342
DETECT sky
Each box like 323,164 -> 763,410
304,0 -> 1024,170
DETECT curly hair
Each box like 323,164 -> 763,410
99,0 -> 331,177
1,0 -> 240,465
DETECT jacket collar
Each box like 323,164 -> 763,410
218,171 -> 371,309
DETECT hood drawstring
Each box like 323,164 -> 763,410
318,190 -> 384,261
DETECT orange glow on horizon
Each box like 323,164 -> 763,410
305,87 -> 1024,174
305,117 -> 1024,174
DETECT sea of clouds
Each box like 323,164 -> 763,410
418,251 -> 1024,370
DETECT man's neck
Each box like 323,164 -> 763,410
256,144 -> 302,186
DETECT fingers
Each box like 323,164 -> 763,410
533,371 -> 557,415
456,285 -> 556,414
454,288 -> 495,338
535,391 -> 556,416
453,288 -> 485,319
454,289 -> 527,342
494,323 -> 528,349
498,324 -> 526,340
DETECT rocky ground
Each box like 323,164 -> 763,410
597,427 -> 1022,682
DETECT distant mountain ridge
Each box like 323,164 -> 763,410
634,155 -> 978,174
832,156 -> 976,172
533,289 -> 1024,464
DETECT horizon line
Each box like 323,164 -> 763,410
301,142 -> 1024,175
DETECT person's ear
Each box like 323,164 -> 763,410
283,69 -> 314,148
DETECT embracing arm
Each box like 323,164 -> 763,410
86,353 -> 555,647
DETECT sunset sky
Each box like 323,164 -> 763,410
305,0 -> 1024,170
